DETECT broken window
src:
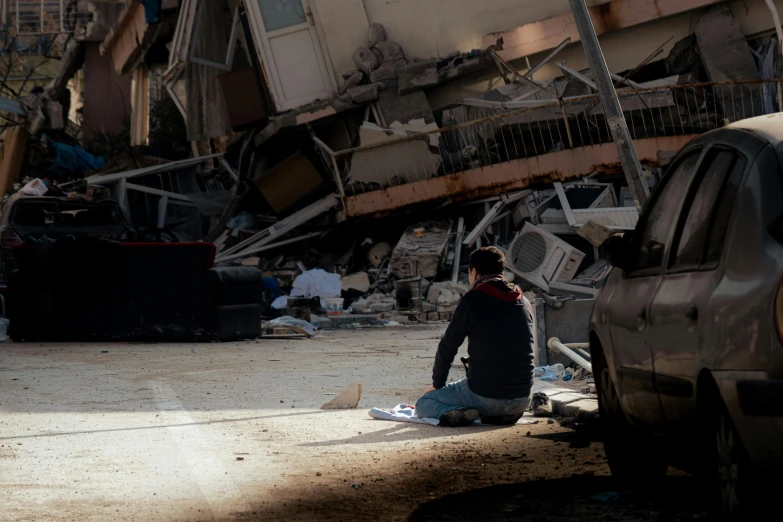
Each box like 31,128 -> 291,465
188,0 -> 240,71
168,0 -> 240,73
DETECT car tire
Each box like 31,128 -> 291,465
712,405 -> 762,521
595,349 -> 668,482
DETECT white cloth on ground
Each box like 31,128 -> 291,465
368,404 -> 540,426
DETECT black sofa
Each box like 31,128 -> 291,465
8,240 -> 263,342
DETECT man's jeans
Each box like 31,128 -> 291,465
415,379 -> 531,420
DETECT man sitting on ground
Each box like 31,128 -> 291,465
415,246 -> 535,427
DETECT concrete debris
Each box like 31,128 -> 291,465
340,70 -> 365,94
346,83 -> 383,103
577,221 -> 615,247
369,301 -> 395,313
321,382 -> 363,409
398,60 -> 439,94
342,272 -> 371,293
374,41 -> 405,63
368,23 -> 388,47
353,47 -> 380,76
390,220 -> 453,280
348,122 -> 441,188
370,60 -> 405,83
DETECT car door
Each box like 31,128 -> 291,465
648,141 -> 760,427
608,150 -> 701,427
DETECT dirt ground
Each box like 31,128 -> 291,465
0,325 -> 715,521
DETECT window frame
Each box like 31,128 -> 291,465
625,147 -> 704,279
666,145 -> 750,275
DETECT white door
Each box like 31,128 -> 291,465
246,0 -> 335,111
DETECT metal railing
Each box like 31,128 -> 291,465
1,0 -> 84,35
318,79 -> 780,197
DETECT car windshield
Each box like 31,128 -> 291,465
10,201 -> 125,227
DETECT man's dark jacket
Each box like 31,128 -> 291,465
431,279 -> 535,399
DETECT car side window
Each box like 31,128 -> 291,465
630,151 -> 700,273
670,149 -> 746,269
704,154 -> 747,265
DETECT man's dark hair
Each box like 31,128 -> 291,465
469,246 -> 505,276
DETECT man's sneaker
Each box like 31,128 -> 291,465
531,392 -> 552,417
439,408 -> 480,427
481,414 -> 522,426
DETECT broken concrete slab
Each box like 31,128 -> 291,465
377,80 -> 435,125
549,392 -> 586,416
374,41 -> 405,63
321,382 -> 363,409
347,122 -> 441,189
577,221 -> 614,247
369,302 -> 395,313
370,59 -> 405,83
562,399 -> 599,419
398,60 -> 439,94
437,290 -> 460,307
426,286 -> 441,304
346,83 -> 382,103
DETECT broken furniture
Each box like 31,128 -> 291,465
389,220 -> 452,279
63,154 -> 234,241
8,241 -> 264,342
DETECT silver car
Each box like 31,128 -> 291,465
590,113 -> 783,519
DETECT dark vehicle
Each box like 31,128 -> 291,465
0,195 -> 134,283
590,113 -> 783,519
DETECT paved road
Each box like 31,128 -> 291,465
0,326 -> 716,521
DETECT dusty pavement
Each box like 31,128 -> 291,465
1,326 -> 714,521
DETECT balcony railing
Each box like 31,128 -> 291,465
1,0 -> 83,35
318,79 -> 780,199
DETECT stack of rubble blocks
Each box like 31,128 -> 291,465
347,280 -> 469,324
418,281 -> 469,322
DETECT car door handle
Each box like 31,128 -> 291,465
685,305 -> 698,322
637,308 -> 647,332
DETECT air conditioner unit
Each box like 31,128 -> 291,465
506,222 -> 586,291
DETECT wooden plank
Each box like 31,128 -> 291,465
0,127 -> 29,199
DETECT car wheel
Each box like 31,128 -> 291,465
713,406 -> 761,521
595,349 -> 668,482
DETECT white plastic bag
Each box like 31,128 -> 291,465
291,269 -> 341,299
20,178 -> 48,196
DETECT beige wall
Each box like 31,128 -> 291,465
360,0 -> 612,60
428,0 -> 783,109
311,0 -> 614,78
311,0 -> 783,103
312,0 -> 370,79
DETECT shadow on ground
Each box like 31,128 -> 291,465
408,476 -> 715,522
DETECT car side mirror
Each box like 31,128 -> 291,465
604,233 -> 632,273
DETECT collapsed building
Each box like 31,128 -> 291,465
1,0 -> 783,350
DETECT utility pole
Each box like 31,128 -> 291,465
568,0 -> 650,209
